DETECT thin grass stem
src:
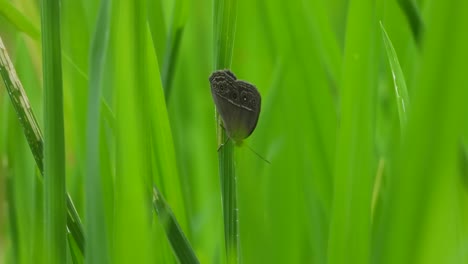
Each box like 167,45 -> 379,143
213,0 -> 239,263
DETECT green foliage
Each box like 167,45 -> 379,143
1,0 -> 467,264
40,0 -> 67,262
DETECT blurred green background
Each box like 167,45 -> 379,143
1,0 -> 468,263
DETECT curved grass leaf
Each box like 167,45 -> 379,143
397,0 -> 424,45
380,21 -> 410,130
378,1 -> 468,263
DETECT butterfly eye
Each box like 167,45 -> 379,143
242,95 -> 248,102
220,85 -> 225,92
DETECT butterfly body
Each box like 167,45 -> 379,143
209,70 -> 261,143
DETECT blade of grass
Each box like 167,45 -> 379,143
68,232 -> 83,264
61,0 -> 91,184
41,0 -> 67,263
111,0 -> 153,262
5,37 -> 45,263
161,0 -> 188,101
0,0 -> 40,40
143,22 -> 190,237
147,0 -> 167,67
40,0 -> 67,262
0,49 -> 10,264
141,18 -> 188,235
396,0 -> 424,45
327,0 -> 376,263
85,0 -> 111,262
153,187 -> 199,264
213,0 -> 239,263
0,36 -> 85,255
0,38 -> 43,169
5,173 -> 19,264
141,7 -> 195,261
6,104 -> 36,264
302,0 -> 342,86
378,0 -> 468,263
380,21 -> 410,130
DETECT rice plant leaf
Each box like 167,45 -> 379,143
4,38 -> 39,264
328,0 -> 376,263
396,0 -> 424,45
153,187 -> 200,264
68,232 -> 84,264
143,25 -> 188,231
0,36 -> 85,256
213,0 -> 239,263
147,0 -> 167,67
85,0 -> 112,262
111,0 -> 153,262
378,0 -> 468,263
0,0 -> 40,40
40,0 -> 67,261
302,0 -> 342,86
160,0 -> 189,101
380,21 -> 410,130
137,14 -> 192,262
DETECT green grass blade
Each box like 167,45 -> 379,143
213,0 -> 237,70
68,232 -> 84,264
5,173 -> 19,263
142,9 -> 193,261
85,0 -> 111,262
213,0 -> 239,263
147,0 -> 167,67
0,36 -> 85,255
0,0 -> 40,40
143,22 -> 189,235
153,187 -> 199,264
5,37 -> 43,264
5,105 -> 35,264
378,0 -> 468,263
142,15 -> 187,218
111,0 -> 153,262
161,0 -> 187,101
40,0 -> 67,262
0,38 -> 43,169
327,0 -> 376,263
380,21 -> 410,130
396,0 -> 424,45
302,0 -> 342,86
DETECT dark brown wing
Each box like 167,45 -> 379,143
235,80 -> 261,139
209,70 -> 261,142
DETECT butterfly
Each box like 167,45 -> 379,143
209,70 -> 261,144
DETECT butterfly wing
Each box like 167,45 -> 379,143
209,70 -> 261,142
234,80 -> 261,139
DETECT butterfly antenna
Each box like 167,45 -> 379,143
245,143 -> 271,164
